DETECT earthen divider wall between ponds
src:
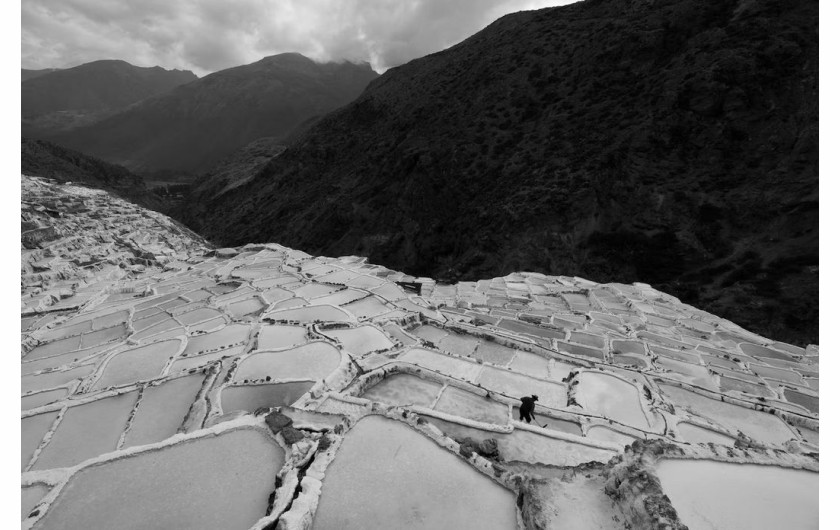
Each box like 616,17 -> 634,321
338,365 -> 629,451
601,438 -> 819,530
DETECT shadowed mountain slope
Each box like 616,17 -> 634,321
180,0 -> 817,345
21,68 -> 62,82
21,138 -> 164,211
45,53 -> 379,174
22,60 -> 196,134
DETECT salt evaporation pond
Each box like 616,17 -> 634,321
266,305 -> 353,323
22,484 -> 50,521
24,336 -> 81,361
226,297 -> 266,318
586,425 -> 637,447
32,391 -> 137,470
660,385 -> 796,445
22,365 -> 94,394
321,325 -> 394,355
508,351 -> 552,379
182,324 -> 250,356
221,381 -> 314,413
400,349 -> 482,382
90,339 -> 181,390
234,342 -> 341,382
176,308 -> 222,326
361,374 -> 443,408
32,428 -> 285,530
22,344 -> 110,374
476,366 -> 567,408
677,422 -> 736,446
657,460 -> 818,530
257,324 -> 308,350
312,416 -> 516,530
22,388 -> 68,411
22,411 -> 59,470
168,345 -> 246,373
576,372 -> 648,429
123,375 -> 205,448
433,386 -> 509,425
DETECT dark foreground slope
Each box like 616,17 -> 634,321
21,138 -> 164,211
47,54 -> 378,174
182,0 -> 818,345
22,60 -> 196,134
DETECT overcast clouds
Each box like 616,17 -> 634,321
21,0 -> 576,76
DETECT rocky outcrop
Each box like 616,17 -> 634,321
459,437 -> 501,460
603,441 -> 689,529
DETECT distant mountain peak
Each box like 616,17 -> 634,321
36,52 -> 379,174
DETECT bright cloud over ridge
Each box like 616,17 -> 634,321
22,0 -> 577,76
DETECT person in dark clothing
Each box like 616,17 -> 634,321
519,395 -> 539,423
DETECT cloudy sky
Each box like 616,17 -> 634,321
22,0 -> 577,76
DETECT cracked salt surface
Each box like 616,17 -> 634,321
20,175 -> 819,528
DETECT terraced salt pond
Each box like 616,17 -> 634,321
575,371 -> 648,429
677,422 -> 736,446
433,386 -> 509,425
22,411 -> 59,470
257,324 -> 308,350
22,484 -> 50,521
320,325 -> 394,355
182,324 -> 250,356
22,389 -> 68,411
90,339 -> 181,390
585,425 -> 637,447
234,342 -> 341,382
660,385 -> 796,445
22,365 -> 94,394
312,416 -> 516,530
19,178 -> 821,528
221,381 -> 314,413
31,428 -> 285,530
476,366 -> 567,409
123,375 -> 205,448
265,305 -> 354,323
657,460 -> 818,530
32,391 -> 138,470
168,345 -> 246,372
362,374 -> 443,407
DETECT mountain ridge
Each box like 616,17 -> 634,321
41,54 -> 379,174
22,60 -> 197,134
179,0 -> 818,345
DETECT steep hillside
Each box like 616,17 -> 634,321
22,60 -> 196,133
183,0 -> 818,345
46,53 -> 378,174
21,138 -> 164,210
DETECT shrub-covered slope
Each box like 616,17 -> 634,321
181,0 -> 818,345
21,138 -> 164,211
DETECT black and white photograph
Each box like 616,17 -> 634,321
13,0 -> 825,528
